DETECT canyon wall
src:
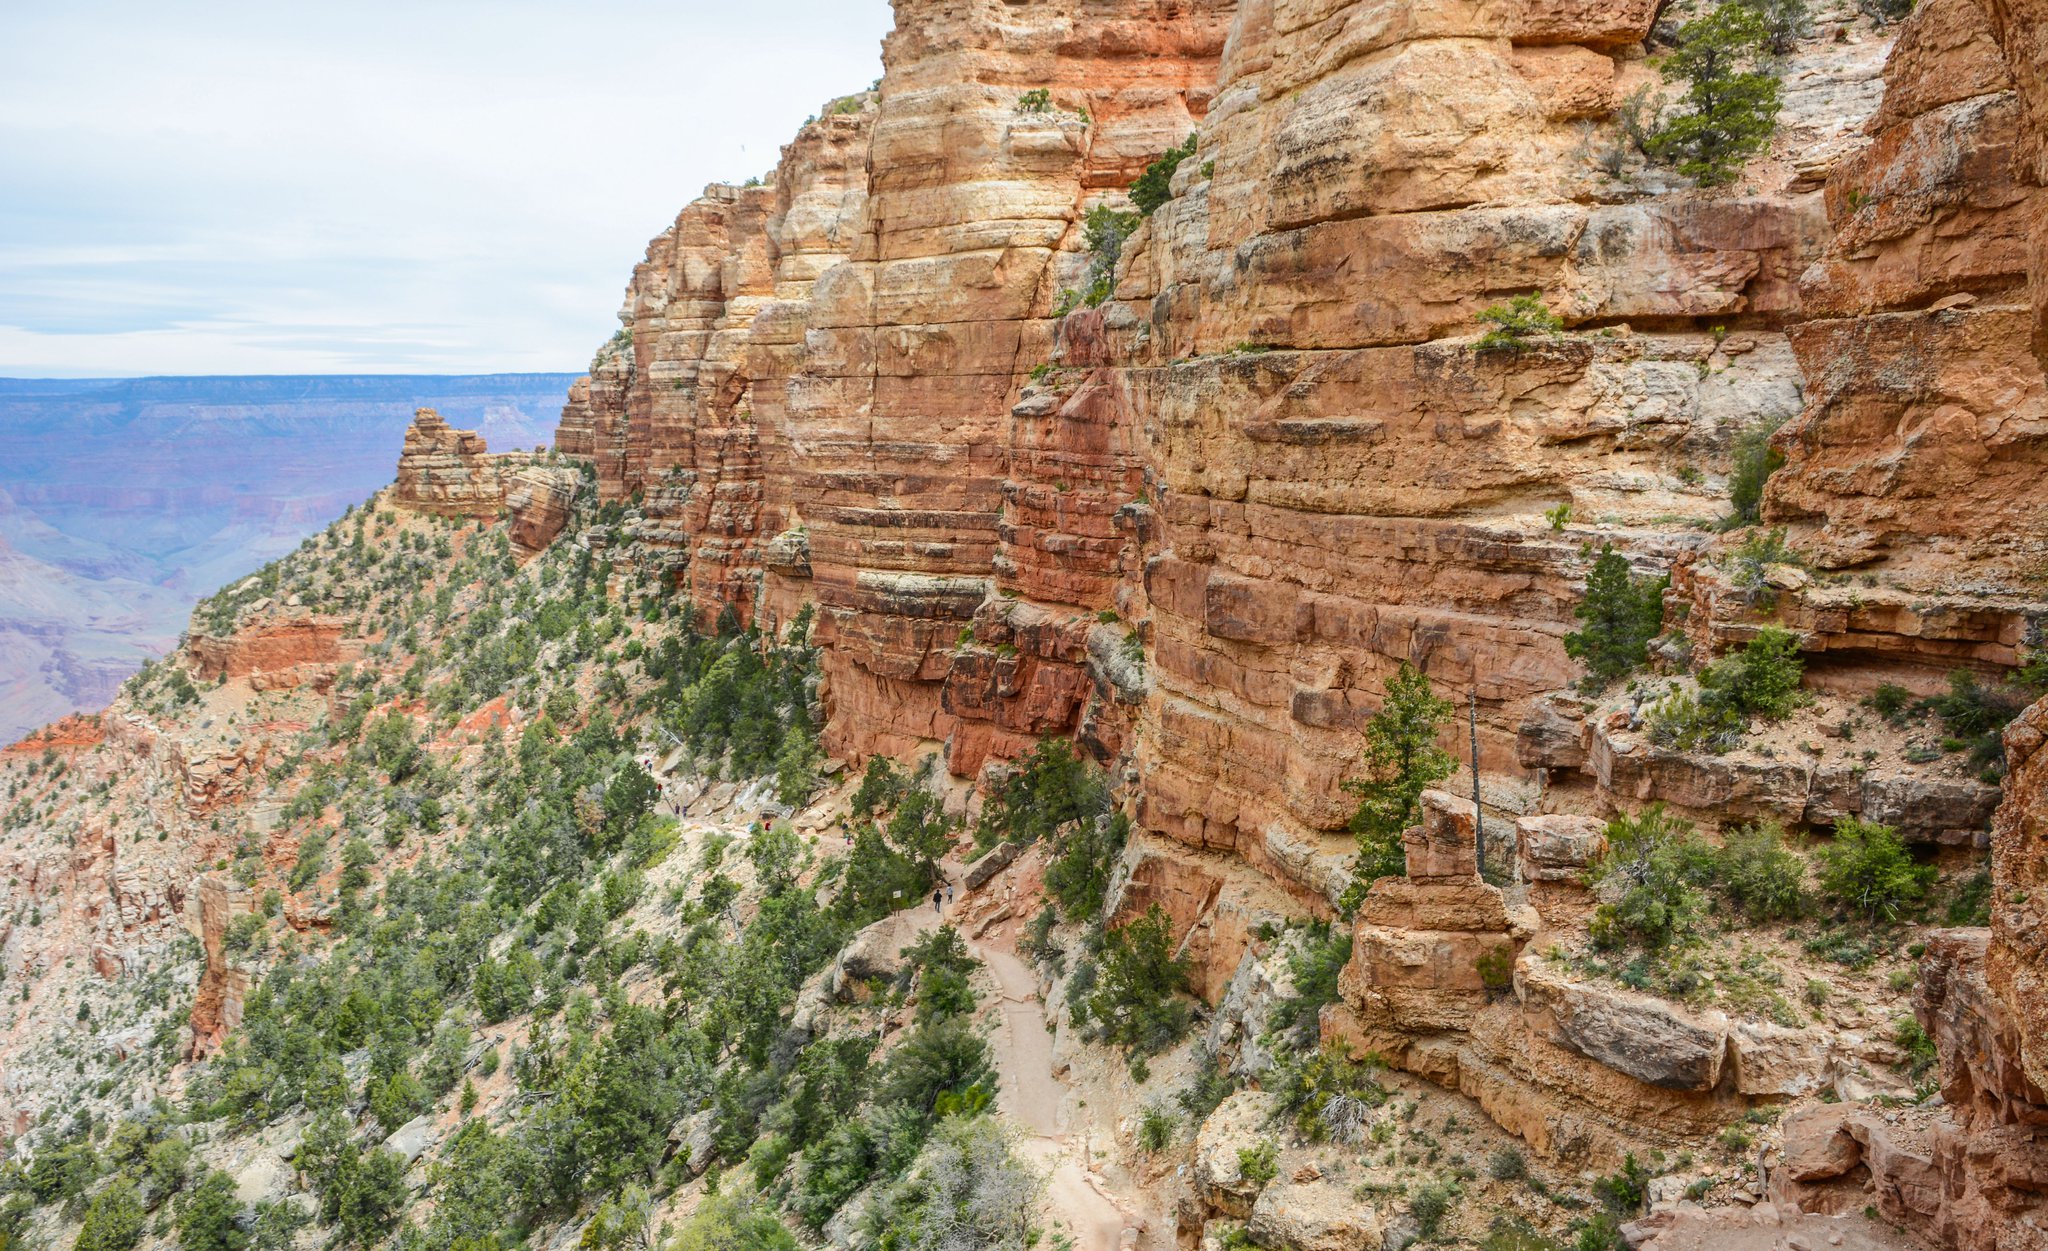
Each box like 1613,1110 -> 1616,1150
548,0 -> 2048,1216
557,0 -> 1952,883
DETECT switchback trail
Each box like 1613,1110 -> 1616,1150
973,939 -> 1133,1251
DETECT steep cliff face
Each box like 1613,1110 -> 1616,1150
560,0 -> 1234,774
9,3 -> 2048,1249
555,0 -> 1906,883
558,0 -> 2048,1234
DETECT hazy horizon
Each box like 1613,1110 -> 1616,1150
0,371 -> 578,740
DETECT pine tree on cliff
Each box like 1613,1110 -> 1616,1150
1564,544 -> 1669,690
1341,663 -> 1456,913
1645,3 -> 1782,187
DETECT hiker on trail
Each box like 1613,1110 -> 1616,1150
932,887 -> 943,915
945,882 -> 955,907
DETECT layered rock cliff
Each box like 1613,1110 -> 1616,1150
554,0 -> 2043,900
4,2 -> 2048,1250
542,0 -> 2048,1242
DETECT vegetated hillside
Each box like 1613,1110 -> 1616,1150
0,442 -> 2014,1251
5,0 -> 2048,1250
0,374 -> 576,742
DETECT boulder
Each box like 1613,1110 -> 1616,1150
1406,791 -> 1479,881
1515,814 -> 1606,883
1248,1179 -> 1384,1251
1779,1105 -> 1864,1183
1518,693 -> 1592,770
1209,942 -> 1299,1080
963,840 -> 1022,890
832,908 -> 933,993
383,1115 -> 439,1166
1520,966 -> 1729,1091
1729,1021 -> 1831,1097
1193,1090 -> 1283,1219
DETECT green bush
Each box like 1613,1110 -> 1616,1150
1131,132 -> 1199,215
1270,921 -> 1354,1049
1487,1146 -> 1529,1182
1341,663 -> 1457,906
1564,544 -> 1669,689
1238,1140 -> 1279,1189
1646,4 -> 1783,187
1139,1105 -> 1177,1152
1086,904 -> 1195,1054
1594,1153 -> 1650,1215
1589,806 -> 1712,951
1856,0 -> 1915,22
1894,1017 -> 1937,1079
1724,526 -> 1800,600
1044,810 -> 1128,921
862,1116 -> 1042,1251
674,1194 -> 799,1251
1410,1177 -> 1461,1239
1645,687 -> 1745,753
1946,862 -> 1993,927
1078,204 -> 1141,308
1707,626 -> 1807,719
76,1177 -> 145,1251
1815,818 -> 1934,923
1575,1213 -> 1627,1251
1929,669 -> 2030,768
876,1016 -> 996,1118
1867,682 -> 1912,723
1475,293 -> 1564,349
977,737 -> 1109,849
1476,943 -> 1516,996
1734,0 -> 1813,56
1649,627 -> 1807,754
1177,1045 -> 1241,1121
1713,821 -> 1807,920
899,925 -> 980,1024
177,1171 -> 249,1251
1274,1042 -> 1386,1142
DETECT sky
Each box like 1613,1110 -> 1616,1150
0,1 -> 895,377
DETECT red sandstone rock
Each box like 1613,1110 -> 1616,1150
392,408 -> 504,518
187,617 -> 349,689
505,466 -> 579,558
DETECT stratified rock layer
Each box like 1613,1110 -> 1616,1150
544,0 -> 2048,1228
392,408 -> 503,518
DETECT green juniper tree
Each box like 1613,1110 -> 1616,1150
1647,3 -> 1783,186
1131,133 -> 1198,215
1086,904 -> 1195,1054
1341,663 -> 1457,909
1725,415 -> 1787,527
1564,544 -> 1669,689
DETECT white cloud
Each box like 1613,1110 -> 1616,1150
0,0 -> 894,376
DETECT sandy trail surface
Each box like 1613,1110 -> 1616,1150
974,937 -> 1134,1251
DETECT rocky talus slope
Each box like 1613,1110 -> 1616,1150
1,1 -> 2047,1250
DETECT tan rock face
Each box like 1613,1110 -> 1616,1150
553,1 -> 1232,765
505,467 -> 580,558
392,408 -> 504,518
1987,697 -> 2048,1097
531,0 -> 2048,1208
1767,0 -> 2048,590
